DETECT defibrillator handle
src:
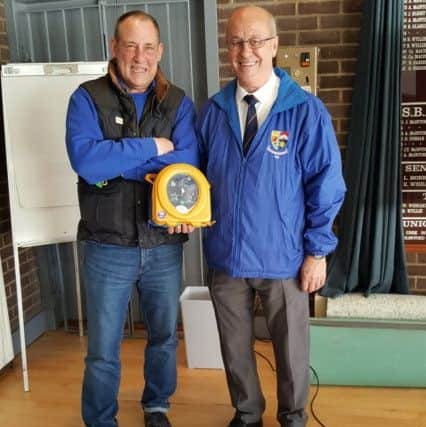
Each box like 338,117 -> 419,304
145,174 -> 157,184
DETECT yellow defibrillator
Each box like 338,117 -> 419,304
145,163 -> 214,227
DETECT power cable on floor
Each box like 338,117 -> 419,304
254,349 -> 275,371
255,340 -> 326,427
309,365 -> 326,427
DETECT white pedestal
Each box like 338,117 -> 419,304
180,286 -> 224,369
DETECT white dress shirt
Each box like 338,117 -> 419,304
235,71 -> 280,139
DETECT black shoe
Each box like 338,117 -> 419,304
228,414 -> 263,427
278,411 -> 308,427
144,412 -> 172,427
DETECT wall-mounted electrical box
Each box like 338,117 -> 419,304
277,46 -> 318,95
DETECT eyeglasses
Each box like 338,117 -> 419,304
228,37 -> 276,50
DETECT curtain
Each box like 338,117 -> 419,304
321,0 -> 409,297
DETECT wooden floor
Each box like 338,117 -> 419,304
0,331 -> 425,427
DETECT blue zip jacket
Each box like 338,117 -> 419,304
196,68 -> 346,279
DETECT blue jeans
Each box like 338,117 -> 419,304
81,241 -> 183,427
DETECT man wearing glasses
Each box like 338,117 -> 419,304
196,6 -> 345,427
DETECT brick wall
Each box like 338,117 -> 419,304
407,252 -> 426,295
216,0 -> 426,296
0,0 -> 42,331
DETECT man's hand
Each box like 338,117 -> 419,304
168,224 -> 195,234
154,137 -> 174,156
300,256 -> 327,293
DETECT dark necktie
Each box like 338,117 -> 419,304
242,94 -> 258,155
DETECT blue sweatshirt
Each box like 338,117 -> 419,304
66,84 -> 199,185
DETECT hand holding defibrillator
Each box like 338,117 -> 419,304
167,224 -> 195,235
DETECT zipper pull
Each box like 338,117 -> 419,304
95,180 -> 108,189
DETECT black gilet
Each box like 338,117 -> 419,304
76,75 -> 188,248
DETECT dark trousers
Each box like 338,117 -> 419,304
209,271 -> 309,427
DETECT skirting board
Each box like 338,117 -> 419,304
12,310 -> 48,356
310,319 -> 426,387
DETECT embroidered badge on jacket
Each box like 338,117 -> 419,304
267,130 -> 289,158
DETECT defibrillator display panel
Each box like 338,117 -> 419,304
166,173 -> 199,213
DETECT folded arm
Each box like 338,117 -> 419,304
66,87 -> 163,184
124,96 -> 199,181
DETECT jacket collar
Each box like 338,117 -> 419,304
212,67 -> 307,115
108,59 -> 169,102
211,68 -> 308,144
